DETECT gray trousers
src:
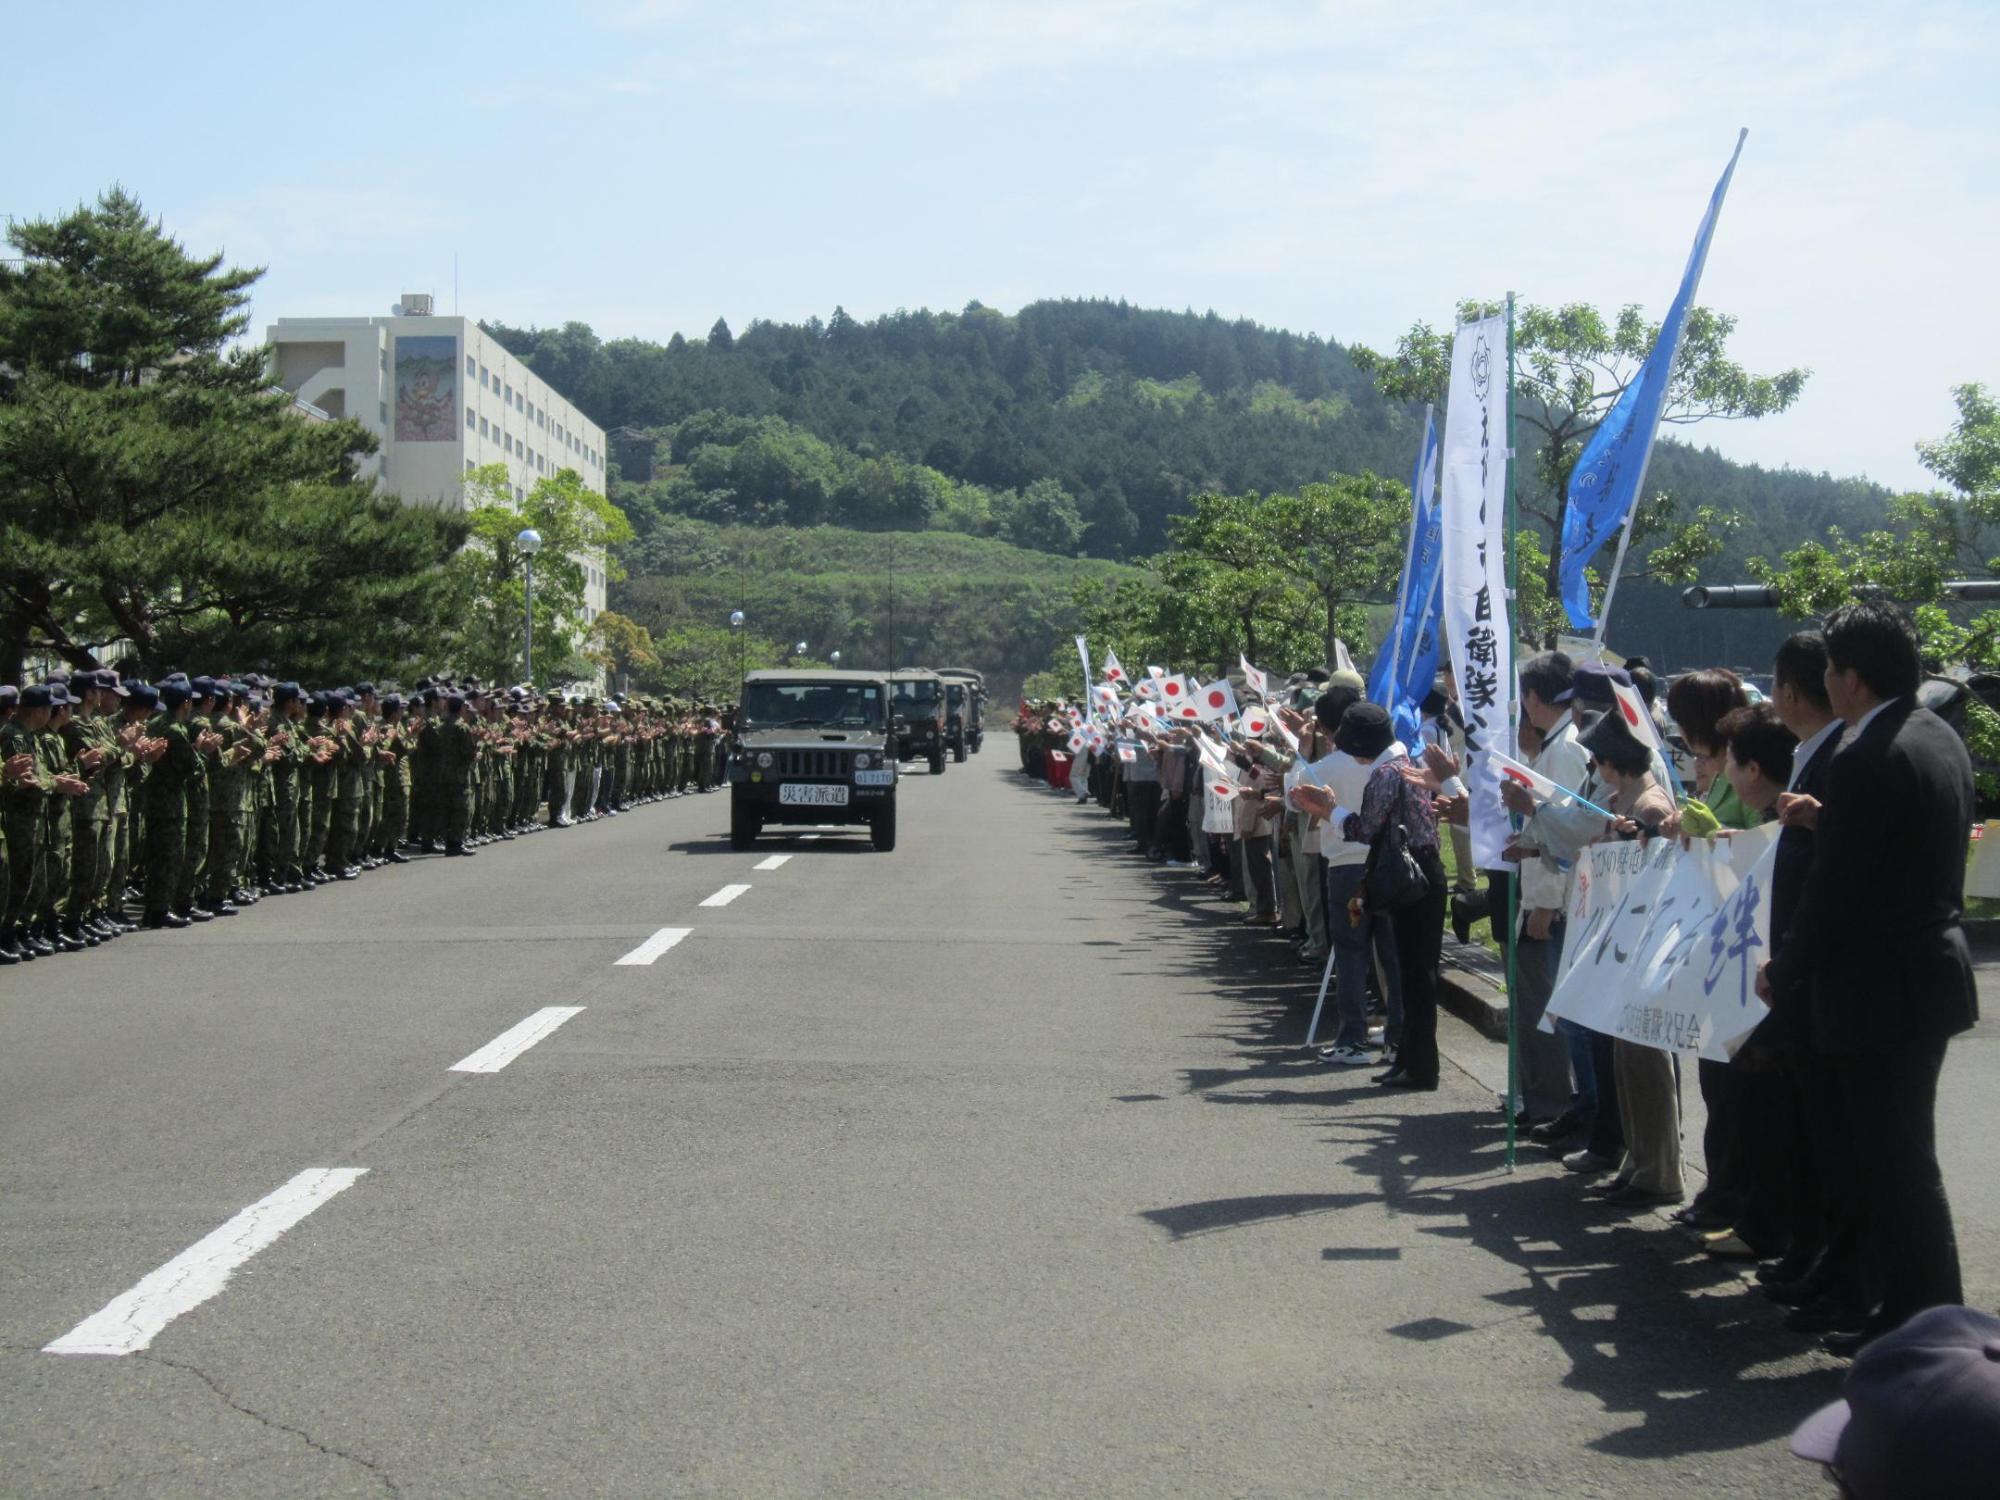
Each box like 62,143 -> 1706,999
1615,1039 -> 1684,1195
1513,923 -> 1576,1117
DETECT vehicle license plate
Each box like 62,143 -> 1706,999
780,783 -> 849,806
854,769 -> 894,786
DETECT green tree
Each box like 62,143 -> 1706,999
995,477 -> 1087,554
449,463 -> 635,686
1351,301 -> 1801,642
0,187 -> 465,681
1750,384 -> 2000,665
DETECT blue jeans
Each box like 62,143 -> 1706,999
1323,862 -> 1403,1049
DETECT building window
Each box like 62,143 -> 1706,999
504,382 -> 513,405
379,400 -> 388,427
504,433 -> 513,455
515,485 -> 524,503
466,459 -> 476,474
465,354 -> 476,377
479,416 -> 489,438
466,406 -> 476,429
480,363 -> 490,386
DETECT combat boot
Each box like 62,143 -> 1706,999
0,927 -> 21,964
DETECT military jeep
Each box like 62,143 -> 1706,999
728,670 -> 899,851
889,668 -> 949,775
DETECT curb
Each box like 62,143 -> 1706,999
1439,961 -> 1510,1042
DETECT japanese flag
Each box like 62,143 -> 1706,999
1170,695 -> 1203,721
1158,674 -> 1194,708
1239,655 -> 1269,701
1240,705 -> 1272,737
1609,678 -> 1665,758
1067,730 -> 1087,753
1103,650 -> 1125,683
1492,749 -> 1565,804
1094,682 -> 1122,710
1193,679 -> 1239,723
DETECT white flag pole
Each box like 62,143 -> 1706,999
1591,500 -> 1640,651
1304,943 -> 1338,1047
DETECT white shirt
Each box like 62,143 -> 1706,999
1786,718 -> 1844,792
1317,741 -> 1407,868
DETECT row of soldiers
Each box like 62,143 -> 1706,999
0,668 -> 731,963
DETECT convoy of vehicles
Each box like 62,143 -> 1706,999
936,667 -> 986,760
889,668 -> 949,776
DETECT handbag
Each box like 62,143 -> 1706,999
1362,776 -> 1432,913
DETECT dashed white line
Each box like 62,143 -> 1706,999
44,1168 -> 368,1357
699,884 -> 751,908
798,835 -> 821,842
615,926 -> 692,966
752,855 -> 791,871
448,1006 -> 585,1074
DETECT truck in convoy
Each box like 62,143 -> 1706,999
889,668 -> 949,775
727,669 -> 899,851
936,667 -> 986,760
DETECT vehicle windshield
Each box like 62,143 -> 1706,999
740,681 -> 885,729
945,684 -> 965,706
892,680 -> 940,709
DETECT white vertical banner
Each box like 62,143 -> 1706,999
1440,311 -> 1515,870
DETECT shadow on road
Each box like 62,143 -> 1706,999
1031,781 -> 1846,1463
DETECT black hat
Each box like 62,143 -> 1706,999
354,681 -> 376,697
0,684 -> 16,708
48,684 -> 75,707
160,681 -> 193,707
273,681 -> 304,705
19,684 -> 53,708
227,680 -> 250,700
127,683 -> 161,710
1790,1305 -> 2000,1497
382,694 -> 405,712
1558,661 -> 1633,706
1579,708 -> 1647,768
190,675 -> 219,698
1333,701 -> 1395,760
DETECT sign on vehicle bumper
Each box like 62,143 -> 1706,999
854,769 -> 894,786
779,784 -> 850,806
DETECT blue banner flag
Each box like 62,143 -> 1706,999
1369,405 -> 1443,748
1560,129 -> 1747,630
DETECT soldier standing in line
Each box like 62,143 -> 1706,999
439,692 -> 479,856
169,677 -> 221,920
142,679 -> 201,929
112,682 -> 160,923
60,672 -> 120,945
326,689 -> 364,879
411,687 -> 445,852
1,686 -> 71,961
228,681 -> 266,905
202,682 -> 254,915
352,683 -> 381,870
263,682 -> 307,892
375,693 -> 413,862
37,683 -> 90,949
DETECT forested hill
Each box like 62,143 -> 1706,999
487,299 -> 1895,672
485,300 -> 1420,557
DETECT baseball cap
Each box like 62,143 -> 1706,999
1790,1305 -> 2000,1497
1558,661 -> 1633,706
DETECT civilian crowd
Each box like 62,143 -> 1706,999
0,668 -> 729,959
1015,599 -> 1981,1368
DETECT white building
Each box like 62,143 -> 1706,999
265,298 -> 610,621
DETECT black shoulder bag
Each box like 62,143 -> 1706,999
1362,771 -> 1431,913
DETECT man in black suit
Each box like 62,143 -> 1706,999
1759,601 -> 1978,1355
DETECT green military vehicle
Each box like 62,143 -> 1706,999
889,668 -> 949,775
728,669 -> 899,851
936,667 -> 986,761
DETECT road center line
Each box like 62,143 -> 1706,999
752,855 -> 791,871
44,1168 -> 368,1357
448,1006 -> 585,1074
700,884 -> 751,908
798,835 -> 821,841
615,926 -> 692,966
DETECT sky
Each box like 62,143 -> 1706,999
8,0 -> 1997,491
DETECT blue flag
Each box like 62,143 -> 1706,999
1560,129 -> 1747,630
1369,406 -> 1443,748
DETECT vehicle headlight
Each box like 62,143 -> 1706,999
853,752 -> 872,770
755,751 -> 773,769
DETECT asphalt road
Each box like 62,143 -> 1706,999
3,755 -> 1992,1497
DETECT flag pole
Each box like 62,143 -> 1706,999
1591,496 -> 1640,652
1504,292 -> 1521,1175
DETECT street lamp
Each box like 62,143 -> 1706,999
729,609 -> 746,694
829,650 -> 841,668
794,640 -> 808,662
516,528 -> 543,684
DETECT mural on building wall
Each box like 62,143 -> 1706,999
393,335 -> 458,442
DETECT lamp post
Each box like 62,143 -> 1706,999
793,640 -> 808,663
516,528 -> 543,685
829,650 -> 841,669
729,609 -> 746,695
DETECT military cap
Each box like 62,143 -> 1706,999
160,681 -> 193,707
94,669 -> 131,697
0,684 -> 16,708
163,671 -> 190,686
381,693 -> 405,712
305,690 -> 328,711
272,681 -> 304,704
227,680 -> 250,699
354,681 -> 376,697
190,674 -> 220,697
1558,661 -> 1632,706
19,684 -> 52,708
419,687 -> 442,705
42,667 -> 71,685
126,683 -> 161,710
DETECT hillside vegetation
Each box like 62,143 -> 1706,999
489,299 -> 1896,676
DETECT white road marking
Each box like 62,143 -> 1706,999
798,835 -> 821,841
615,926 -> 692,966
700,884 -> 751,907
753,855 -> 791,871
44,1168 -> 367,1357
448,1006 -> 585,1074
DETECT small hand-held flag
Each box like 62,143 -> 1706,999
1103,650 -> 1125,683
1193,679 -> 1239,723
1491,750 -> 1618,821
1239,655 -> 1269,701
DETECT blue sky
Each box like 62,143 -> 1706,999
8,0 -> 1996,490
